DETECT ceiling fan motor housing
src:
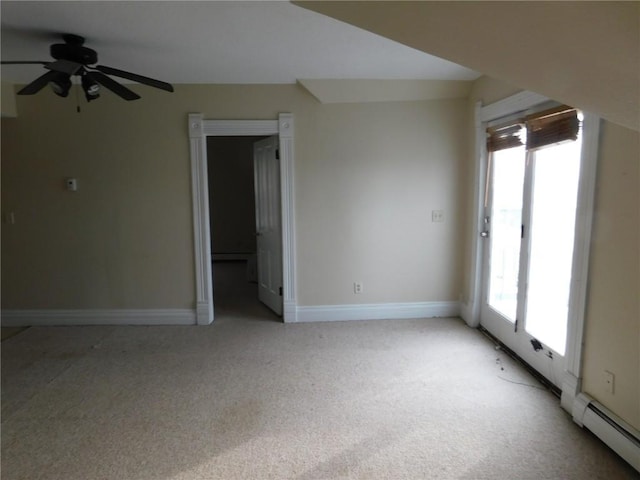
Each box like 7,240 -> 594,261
50,34 -> 97,65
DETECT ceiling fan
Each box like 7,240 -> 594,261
1,33 -> 174,102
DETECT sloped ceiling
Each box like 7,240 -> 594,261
295,1 -> 640,131
0,1 -> 478,85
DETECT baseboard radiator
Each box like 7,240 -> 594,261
573,393 -> 640,472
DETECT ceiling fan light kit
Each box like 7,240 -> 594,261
81,73 -> 100,102
49,72 -> 73,98
1,33 -> 174,103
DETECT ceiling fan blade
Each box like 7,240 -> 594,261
85,71 -> 141,101
95,65 -> 174,92
17,70 -> 60,95
1,61 -> 49,65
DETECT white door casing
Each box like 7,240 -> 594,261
188,114 -> 296,324
254,136 -> 283,315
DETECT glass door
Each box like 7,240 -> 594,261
524,138 -> 582,355
485,144 -> 526,324
480,109 -> 583,389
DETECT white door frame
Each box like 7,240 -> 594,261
188,113 -> 296,324
464,91 -> 600,412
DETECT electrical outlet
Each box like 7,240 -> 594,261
354,282 -> 363,294
604,371 -> 615,394
432,210 -> 444,222
65,178 -> 78,192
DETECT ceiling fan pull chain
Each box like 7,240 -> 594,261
75,82 -> 81,113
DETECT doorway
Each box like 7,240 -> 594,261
188,114 -> 296,325
207,136 -> 277,318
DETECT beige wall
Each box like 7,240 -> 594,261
1,84 -> 466,310
1,88 -> 198,309
297,99 -> 467,305
468,76 -> 640,430
1,82 -> 17,117
581,122 -> 639,430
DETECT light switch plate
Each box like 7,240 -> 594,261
432,210 -> 444,222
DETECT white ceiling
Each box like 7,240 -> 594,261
0,1 -> 479,86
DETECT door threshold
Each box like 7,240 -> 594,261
478,325 -> 561,398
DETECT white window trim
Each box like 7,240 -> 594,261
188,113 -> 297,324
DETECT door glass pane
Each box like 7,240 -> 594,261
488,145 -> 526,321
525,137 -> 582,354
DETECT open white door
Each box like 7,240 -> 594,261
254,136 -> 283,316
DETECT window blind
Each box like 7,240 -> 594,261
486,123 -> 524,152
525,106 -> 580,150
486,105 -> 579,152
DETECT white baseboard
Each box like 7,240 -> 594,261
561,372 -> 581,413
1,309 -> 197,326
283,300 -> 297,323
294,301 -> 460,323
572,393 -> 640,472
196,302 -> 213,325
1,302 -> 461,326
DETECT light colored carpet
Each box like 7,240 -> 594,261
2,263 -> 637,479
